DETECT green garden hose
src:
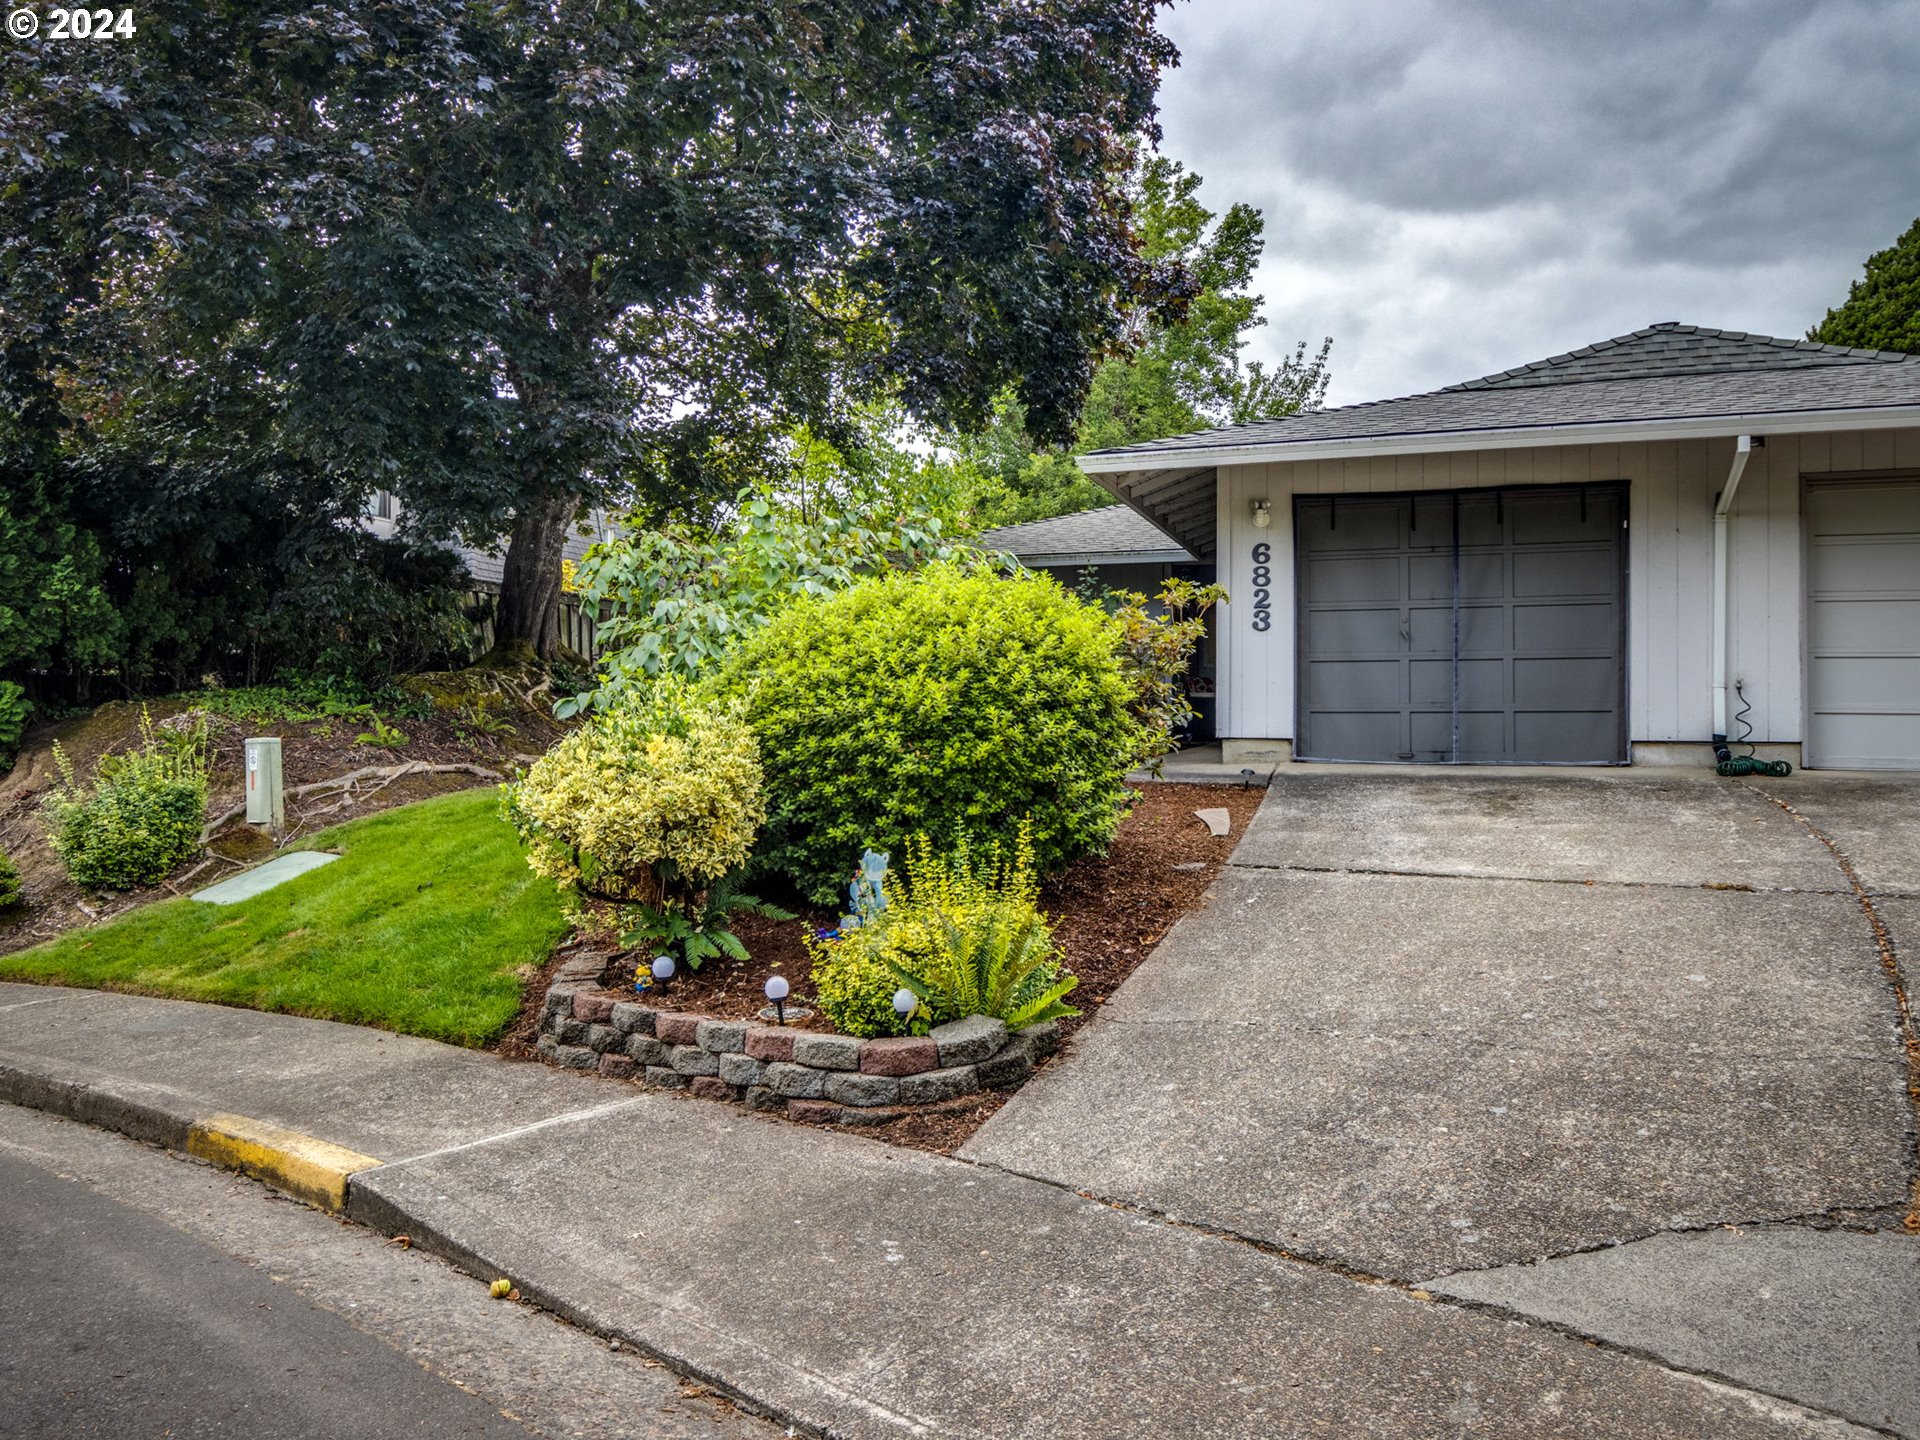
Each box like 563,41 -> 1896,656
1716,683 -> 1792,778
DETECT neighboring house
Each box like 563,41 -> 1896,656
980,504 -> 1219,738
1077,323 -> 1920,771
363,496 -> 613,658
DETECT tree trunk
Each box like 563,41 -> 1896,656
492,489 -> 577,661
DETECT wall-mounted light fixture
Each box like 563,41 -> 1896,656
1251,499 -> 1273,529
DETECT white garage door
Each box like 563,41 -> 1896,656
1806,478 -> 1920,770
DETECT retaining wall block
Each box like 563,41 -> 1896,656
792,1033 -> 862,1072
764,1061 -> 828,1099
930,1015 -> 1006,1067
718,1053 -> 768,1087
744,1027 -> 794,1063
654,1012 -> 701,1046
860,1036 -> 938,1076
586,1023 -> 623,1054
553,1044 -> 600,1072
623,1034 -> 670,1067
572,991 -> 616,1024
696,1019 -> 748,1054
644,1066 -> 691,1090
610,1002 -> 656,1036
690,1076 -> 739,1103
897,1064 -> 978,1105
825,1071 -> 900,1107
598,1054 -> 637,1080
668,1044 -> 721,1077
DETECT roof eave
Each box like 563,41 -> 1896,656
1014,548 -> 1195,567
1078,402 -> 1920,473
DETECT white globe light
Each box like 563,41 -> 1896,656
651,955 -> 676,981
764,975 -> 790,1002
892,988 -> 917,1017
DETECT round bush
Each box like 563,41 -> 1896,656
507,682 -> 763,903
719,565 -> 1147,901
0,852 -> 22,910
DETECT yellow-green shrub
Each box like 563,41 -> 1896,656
808,827 -> 1077,1037
42,709 -> 208,892
716,564 -> 1148,902
506,681 -> 763,906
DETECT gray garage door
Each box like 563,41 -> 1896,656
1806,478 -> 1920,770
1296,484 -> 1626,764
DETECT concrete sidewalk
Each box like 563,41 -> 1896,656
0,981 -> 1887,1439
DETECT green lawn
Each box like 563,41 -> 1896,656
0,788 -> 569,1046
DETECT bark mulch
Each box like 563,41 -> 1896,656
497,781 -> 1268,1154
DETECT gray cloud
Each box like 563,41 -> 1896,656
1155,0 -> 1920,403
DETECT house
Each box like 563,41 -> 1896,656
1074,323 -> 1920,771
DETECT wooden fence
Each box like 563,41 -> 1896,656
464,588 -> 603,662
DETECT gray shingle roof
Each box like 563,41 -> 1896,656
1086,324 -> 1920,462
1445,323 -> 1920,390
977,504 -> 1194,564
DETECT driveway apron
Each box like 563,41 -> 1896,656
964,771 -> 1919,1429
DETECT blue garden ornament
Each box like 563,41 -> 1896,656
842,850 -> 890,930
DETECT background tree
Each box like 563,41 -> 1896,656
952,154 -> 1331,528
5,0 -> 1192,663
1810,217 -> 1920,354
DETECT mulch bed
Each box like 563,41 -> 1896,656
495,781 -> 1267,1153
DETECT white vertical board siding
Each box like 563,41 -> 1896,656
1212,432 -> 1920,747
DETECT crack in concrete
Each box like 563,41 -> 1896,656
955,1150 -> 1900,1436
1227,858 -> 1857,897
1742,783 -> 1920,1233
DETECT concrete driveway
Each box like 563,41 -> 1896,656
964,770 -> 1920,1436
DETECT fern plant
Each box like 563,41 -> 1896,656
354,715 -> 409,749
809,824 -> 1078,1036
890,905 -> 1079,1033
620,869 -> 795,969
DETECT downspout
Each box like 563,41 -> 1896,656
1710,435 -> 1757,761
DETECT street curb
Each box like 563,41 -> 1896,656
188,1111 -> 382,1212
0,1058 -> 379,1215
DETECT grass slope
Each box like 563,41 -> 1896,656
0,788 -> 567,1046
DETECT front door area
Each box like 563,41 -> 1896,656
1294,483 -> 1627,764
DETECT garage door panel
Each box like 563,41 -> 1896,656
1306,554 -> 1402,603
1514,601 -> 1617,652
1808,598 -> 1920,654
1514,548 -> 1614,598
1807,538 -> 1920,594
1807,486 -> 1920,535
1306,607 -> 1404,654
1297,483 -> 1625,765
1807,480 -> 1920,771
1307,711 -> 1406,761
1809,657 -> 1920,710
1306,659 -> 1403,709
1454,658 -> 1506,707
1515,656 -> 1616,710
1299,500 -> 1404,552
1408,711 -> 1456,762
1512,711 -> 1618,763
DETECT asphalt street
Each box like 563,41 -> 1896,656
1,1148 -> 536,1438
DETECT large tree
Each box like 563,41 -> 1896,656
1810,217 -> 1920,355
953,154 -> 1330,528
3,0 -> 1191,658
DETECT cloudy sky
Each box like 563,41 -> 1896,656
1154,0 -> 1920,407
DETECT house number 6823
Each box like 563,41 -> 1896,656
1249,542 -> 1272,632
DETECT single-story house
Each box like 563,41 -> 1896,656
1064,322 -> 1920,771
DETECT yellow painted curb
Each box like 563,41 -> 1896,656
186,1112 -> 381,1212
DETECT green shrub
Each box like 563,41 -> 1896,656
42,709 -> 209,891
717,565 -> 1147,901
505,680 -> 767,964
809,828 -> 1077,1036
0,853 -> 23,911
